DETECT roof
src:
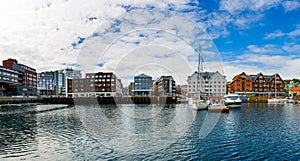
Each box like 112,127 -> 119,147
290,87 -> 300,91
200,71 -> 214,77
135,73 -> 152,78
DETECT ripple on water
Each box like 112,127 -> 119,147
0,104 -> 300,160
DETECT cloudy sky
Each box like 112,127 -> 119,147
0,0 -> 299,85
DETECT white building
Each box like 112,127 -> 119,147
187,71 -> 227,97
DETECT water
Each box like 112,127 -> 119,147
0,103 -> 299,160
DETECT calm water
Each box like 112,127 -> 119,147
0,103 -> 299,160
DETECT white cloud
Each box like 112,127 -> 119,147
0,0 -> 193,73
224,54 -> 300,80
264,30 -> 285,39
264,27 -> 300,39
288,28 -> 300,37
70,9 -> 223,86
233,13 -> 264,29
219,0 -> 282,15
247,44 -> 284,54
283,43 -> 300,54
282,1 -> 300,12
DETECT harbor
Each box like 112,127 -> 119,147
0,103 -> 299,160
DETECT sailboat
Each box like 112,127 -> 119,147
192,46 -> 208,110
268,74 -> 285,104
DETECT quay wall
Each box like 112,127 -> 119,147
42,96 -> 178,105
3,95 -> 297,105
0,97 -> 42,105
246,96 -> 269,103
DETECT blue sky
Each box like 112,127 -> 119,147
0,0 -> 299,85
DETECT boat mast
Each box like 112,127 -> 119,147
195,45 -> 202,98
274,74 -> 277,97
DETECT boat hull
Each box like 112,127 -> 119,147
224,94 -> 242,109
267,98 -> 286,104
208,106 -> 229,113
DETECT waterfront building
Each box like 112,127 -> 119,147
53,68 -> 82,96
67,72 -> 123,97
132,73 -> 152,96
289,87 -> 300,96
63,68 -> 82,79
0,66 -> 22,96
3,58 -> 37,96
187,71 -> 227,97
37,71 -> 55,96
127,82 -> 134,96
179,85 -> 187,99
229,72 -> 252,93
176,85 -> 181,96
230,72 -> 285,96
152,75 -> 176,96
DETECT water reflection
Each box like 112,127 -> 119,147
75,104 -> 195,154
0,107 -> 38,158
0,103 -> 299,160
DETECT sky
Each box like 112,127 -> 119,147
0,0 -> 299,85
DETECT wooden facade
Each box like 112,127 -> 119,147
230,72 -> 285,95
230,72 -> 252,93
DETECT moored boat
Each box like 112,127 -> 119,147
224,93 -> 242,109
191,45 -> 208,111
267,98 -> 286,104
207,100 -> 229,113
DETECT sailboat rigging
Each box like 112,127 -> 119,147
192,45 -> 208,110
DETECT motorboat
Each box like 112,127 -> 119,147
224,93 -> 242,109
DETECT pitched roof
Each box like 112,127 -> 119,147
135,73 -> 152,78
200,71 -> 214,78
290,87 -> 300,91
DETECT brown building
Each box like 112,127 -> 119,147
230,72 -> 285,96
152,75 -> 176,96
230,72 -> 252,93
67,72 -> 123,97
2,58 -> 37,96
3,58 -> 17,69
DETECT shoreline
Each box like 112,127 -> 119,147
1,96 -> 299,106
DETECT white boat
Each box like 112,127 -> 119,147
224,93 -> 242,109
287,99 -> 295,104
268,75 -> 285,104
267,98 -> 281,104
